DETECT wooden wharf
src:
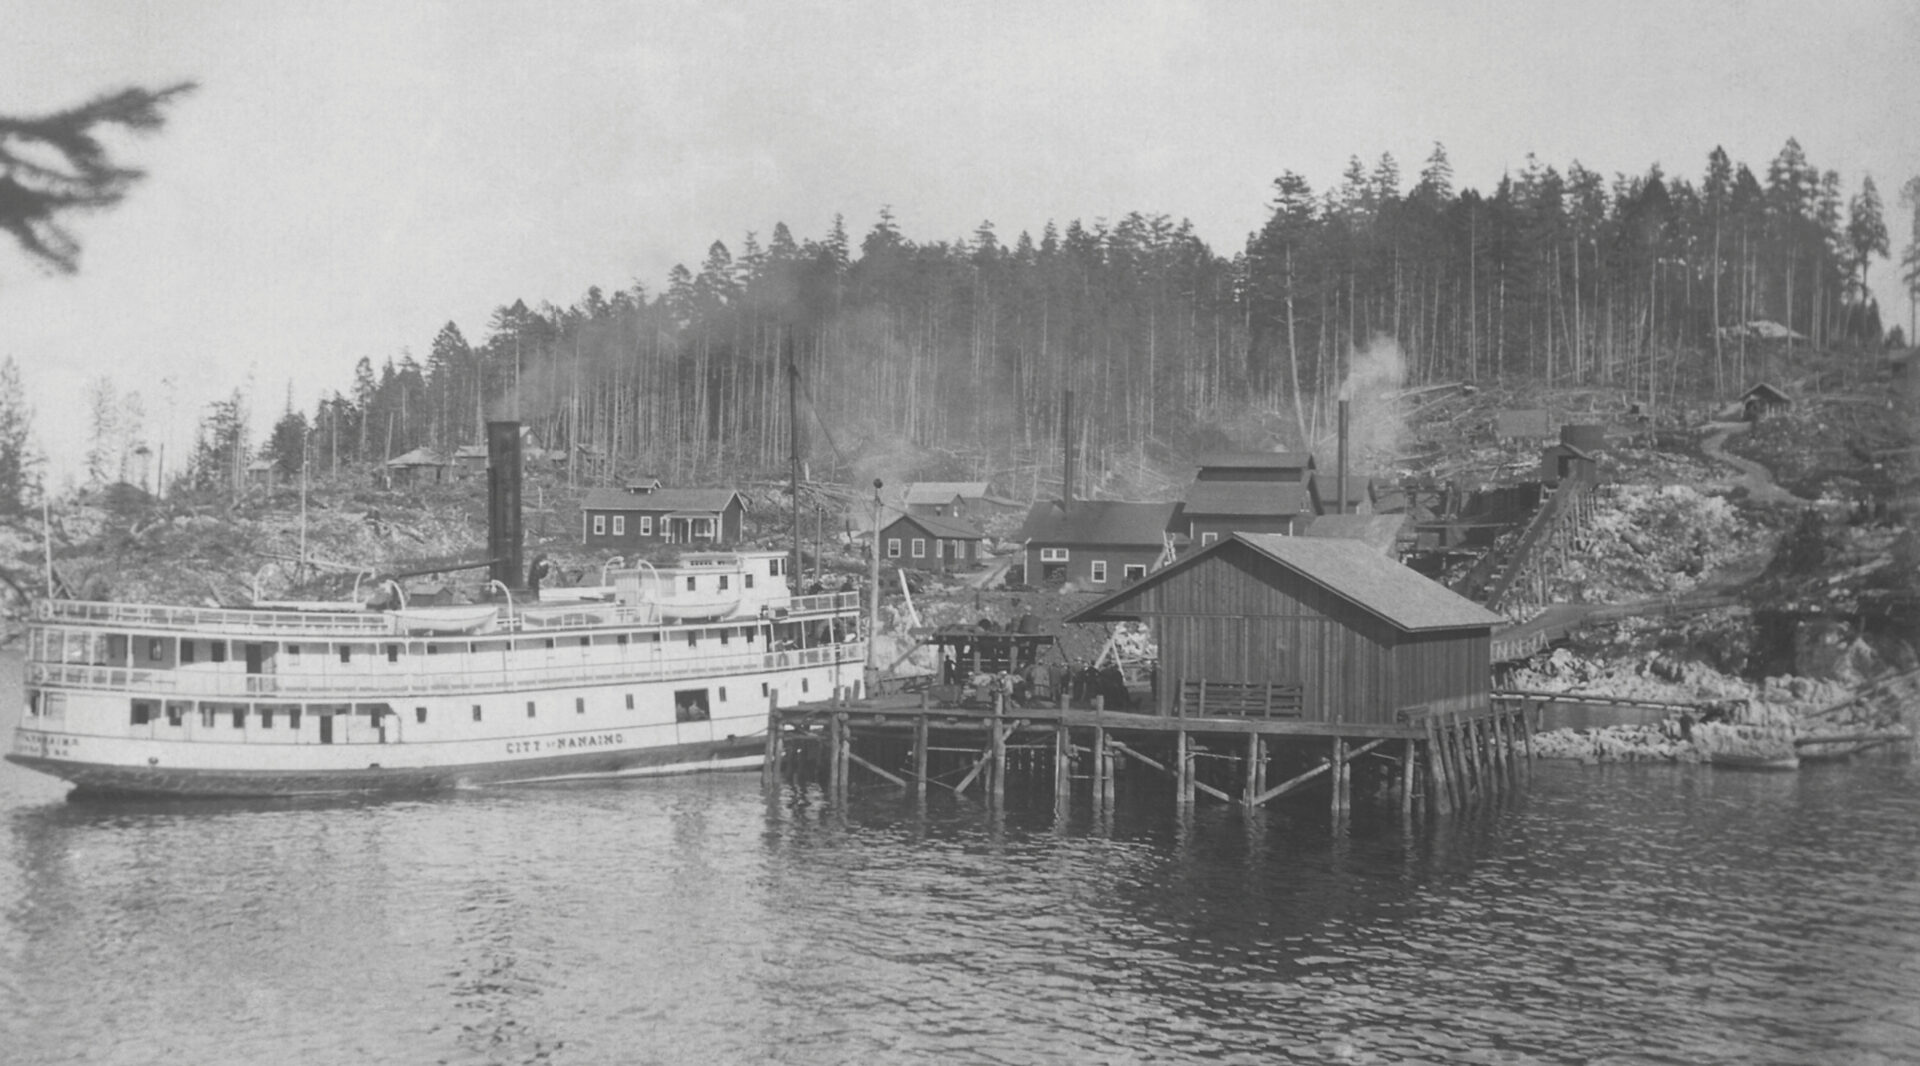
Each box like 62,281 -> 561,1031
761,688 -> 1536,823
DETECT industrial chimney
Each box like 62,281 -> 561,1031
486,421 -> 524,591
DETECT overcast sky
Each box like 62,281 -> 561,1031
5,0 -> 1917,485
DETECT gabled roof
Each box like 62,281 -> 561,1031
386,447 -> 447,467
452,444 -> 489,460
1181,479 -> 1314,517
582,487 -> 742,513
1741,382 -> 1792,404
1312,473 -> 1373,506
1195,451 -> 1314,472
1018,500 -> 1177,547
906,481 -> 991,504
883,511 -> 984,541
1068,533 -> 1501,632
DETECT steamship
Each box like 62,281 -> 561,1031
5,424 -> 867,798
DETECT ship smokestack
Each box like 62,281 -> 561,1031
1061,389 -> 1075,508
487,421 -> 524,590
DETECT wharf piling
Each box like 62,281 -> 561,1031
766,691 -> 1534,825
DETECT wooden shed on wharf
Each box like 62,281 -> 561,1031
1065,533 -> 1503,725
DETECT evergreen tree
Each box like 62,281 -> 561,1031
0,356 -> 38,514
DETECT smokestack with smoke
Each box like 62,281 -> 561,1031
1330,334 -> 1410,474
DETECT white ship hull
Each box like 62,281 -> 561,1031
8,554 -> 866,799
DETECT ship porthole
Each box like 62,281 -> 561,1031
147,757 -> 158,766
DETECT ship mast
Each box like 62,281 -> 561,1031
786,334 -> 802,589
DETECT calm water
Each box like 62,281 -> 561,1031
4,649 -> 1920,1065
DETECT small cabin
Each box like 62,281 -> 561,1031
1176,451 -> 1318,546
451,444 -> 490,475
1741,383 -> 1792,422
879,511 -> 985,572
1066,533 -> 1501,725
1558,424 -> 1606,453
1540,442 -> 1599,486
385,446 -> 449,484
245,458 -> 275,488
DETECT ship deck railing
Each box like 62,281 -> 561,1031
32,592 -> 860,636
29,641 -> 868,698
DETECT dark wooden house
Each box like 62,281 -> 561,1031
1539,442 -> 1598,486
384,446 -> 449,484
1741,382 -> 1792,422
880,511 -> 985,572
1016,500 -> 1177,589
1175,451 -> 1318,546
1066,533 -> 1502,725
580,486 -> 744,548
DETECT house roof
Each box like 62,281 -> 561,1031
386,447 -> 447,467
1742,382 -> 1792,404
1068,533 -> 1502,632
582,487 -> 742,513
452,444 -> 489,460
1195,451 -> 1314,472
1018,500 -> 1177,547
906,481 -> 991,504
1312,473 -> 1373,505
1302,513 -> 1409,554
1181,479 -> 1314,517
883,511 -> 984,540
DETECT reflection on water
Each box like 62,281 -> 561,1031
4,647 -> 1920,1064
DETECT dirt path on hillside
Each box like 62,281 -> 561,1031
1699,421 -> 1802,503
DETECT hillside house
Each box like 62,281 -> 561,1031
1065,533 -> 1501,724
904,480 -> 1016,520
245,458 -> 276,489
1174,452 -> 1318,547
451,444 -> 489,476
1540,442 -> 1599,486
1015,499 -> 1178,589
879,511 -> 985,572
580,486 -> 744,549
384,446 -> 449,484
1741,383 -> 1792,422
1314,472 -> 1375,516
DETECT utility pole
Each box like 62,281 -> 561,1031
868,478 -> 883,672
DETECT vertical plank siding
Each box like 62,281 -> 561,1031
1138,543 -> 1488,725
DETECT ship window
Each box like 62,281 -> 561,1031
616,633 -> 629,645
180,641 -> 195,665
575,697 -> 585,714
166,701 -> 188,726
472,704 -> 482,722
526,701 -> 536,718
687,631 -> 698,648
415,706 -> 427,723
579,636 -> 590,647
339,646 -> 352,664
673,689 -> 710,722
288,645 -> 301,662
719,575 -> 729,590
130,699 -> 156,725
625,693 -> 634,710
260,709 -> 274,729
544,639 -> 555,650
801,678 -> 809,693
426,644 -> 438,655
288,709 -> 301,731
387,645 -> 400,663
210,641 -> 227,663
686,576 -> 697,591
232,708 -> 245,729
147,638 -> 164,662
745,573 -> 754,589
200,705 -> 215,728
760,682 -> 769,698
612,515 -> 625,536
720,630 -> 729,645
718,686 -> 727,702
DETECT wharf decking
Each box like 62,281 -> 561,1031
763,690 -> 1534,824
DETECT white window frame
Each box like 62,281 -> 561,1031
911,538 -> 926,558
886,537 -> 902,559
1090,560 -> 1108,583
1123,563 -> 1147,581
1200,531 -> 1218,546
1040,547 -> 1069,562
694,517 -> 715,539
639,515 -> 653,536
612,515 -> 625,536
592,514 -> 606,536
